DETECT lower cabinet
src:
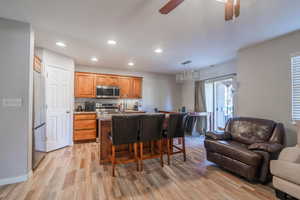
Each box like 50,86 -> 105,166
73,113 -> 97,141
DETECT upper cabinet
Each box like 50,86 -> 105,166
74,72 -> 143,99
131,78 -> 143,99
75,72 -> 96,98
118,76 -> 132,98
96,75 -> 119,87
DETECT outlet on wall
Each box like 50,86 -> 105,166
2,98 -> 22,107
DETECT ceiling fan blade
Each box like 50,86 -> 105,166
235,0 -> 240,18
159,0 -> 184,14
225,0 -> 234,21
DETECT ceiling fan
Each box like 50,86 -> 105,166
159,0 -> 184,14
224,0 -> 240,21
159,0 -> 240,21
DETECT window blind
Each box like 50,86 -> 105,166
291,55 -> 300,120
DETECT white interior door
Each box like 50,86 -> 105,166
46,65 -> 71,152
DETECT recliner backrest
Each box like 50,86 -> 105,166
227,117 -> 276,145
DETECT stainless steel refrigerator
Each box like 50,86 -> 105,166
32,69 -> 47,169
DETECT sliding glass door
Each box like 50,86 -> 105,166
205,77 -> 235,131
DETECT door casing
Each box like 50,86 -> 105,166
45,64 -> 73,152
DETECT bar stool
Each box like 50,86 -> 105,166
164,113 -> 188,165
138,114 -> 165,171
110,115 -> 140,177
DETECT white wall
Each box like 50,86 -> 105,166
180,59 -> 237,111
237,30 -> 300,146
197,59 -> 237,81
0,18 -> 34,184
75,65 -> 182,112
181,80 -> 195,112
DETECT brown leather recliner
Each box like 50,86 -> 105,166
204,117 -> 286,183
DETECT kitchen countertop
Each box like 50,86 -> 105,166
97,112 -> 170,121
74,110 -> 145,114
74,111 -> 97,114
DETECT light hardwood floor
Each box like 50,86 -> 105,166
0,136 -> 277,200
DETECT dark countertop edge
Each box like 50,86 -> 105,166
98,118 -> 112,121
74,112 -> 97,114
74,110 -> 146,115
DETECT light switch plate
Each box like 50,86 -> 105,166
2,98 -> 22,107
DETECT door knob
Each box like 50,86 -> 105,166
66,110 -> 70,114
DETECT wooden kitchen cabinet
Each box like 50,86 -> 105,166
118,76 -> 132,98
131,78 -> 142,98
73,113 -> 97,141
74,120 -> 96,130
96,75 -> 119,86
75,72 -> 96,98
74,72 -> 143,99
118,77 -> 142,98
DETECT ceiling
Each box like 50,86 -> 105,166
0,0 -> 300,74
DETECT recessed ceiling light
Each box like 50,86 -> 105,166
56,42 -> 66,47
107,40 -> 117,45
91,57 -> 98,62
154,48 -> 163,53
128,62 -> 135,66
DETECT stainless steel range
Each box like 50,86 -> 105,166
95,103 -> 119,114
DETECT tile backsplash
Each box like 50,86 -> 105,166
74,98 -> 142,111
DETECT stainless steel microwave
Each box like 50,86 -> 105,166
96,86 -> 120,98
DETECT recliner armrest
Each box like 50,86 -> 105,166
205,131 -> 231,140
271,160 -> 300,185
278,147 -> 300,163
248,142 -> 283,153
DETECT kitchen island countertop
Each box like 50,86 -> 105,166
74,111 -> 97,114
97,112 -> 169,121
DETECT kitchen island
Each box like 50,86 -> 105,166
98,113 -> 172,164
73,111 -> 146,143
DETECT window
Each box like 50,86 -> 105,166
205,76 -> 236,131
291,55 -> 300,120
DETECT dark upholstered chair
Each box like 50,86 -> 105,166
164,113 -> 188,165
204,117 -> 285,183
110,115 -> 140,176
139,114 -> 165,171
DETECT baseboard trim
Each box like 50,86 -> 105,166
0,170 -> 32,186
